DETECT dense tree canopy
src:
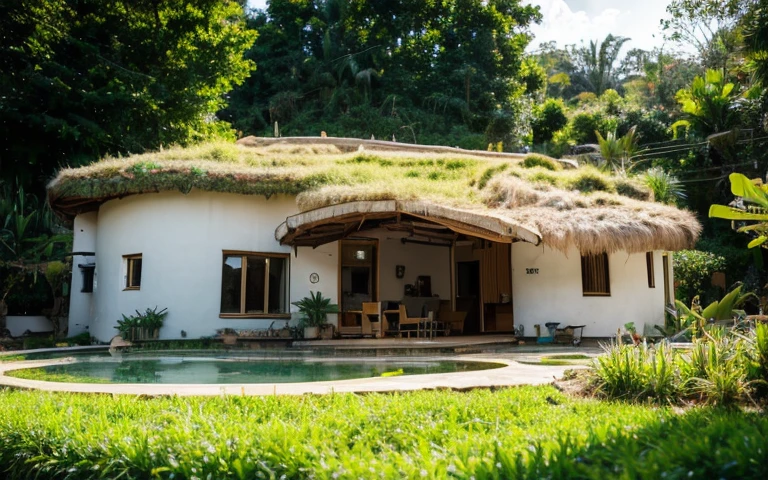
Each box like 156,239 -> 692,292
0,0 -> 256,190
220,0 -> 542,148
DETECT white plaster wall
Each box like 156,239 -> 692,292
89,190 -> 338,342
357,231 -> 451,302
5,316 -> 53,337
512,244 -> 666,338
68,211 -> 98,336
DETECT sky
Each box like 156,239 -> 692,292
246,0 -> 673,52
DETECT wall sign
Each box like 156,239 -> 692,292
525,268 -> 539,275
309,272 -> 320,284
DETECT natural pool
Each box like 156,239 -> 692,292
7,355 -> 504,384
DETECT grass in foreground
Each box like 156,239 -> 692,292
1,386 -> 767,479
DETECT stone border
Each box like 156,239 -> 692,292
0,354 -> 582,396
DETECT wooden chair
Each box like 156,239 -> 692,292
361,302 -> 383,338
437,301 -> 467,336
396,304 -> 424,338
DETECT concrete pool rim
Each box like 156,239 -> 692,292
0,351 -> 585,396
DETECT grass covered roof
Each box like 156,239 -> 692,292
48,137 -> 701,254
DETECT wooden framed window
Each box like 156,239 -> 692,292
646,252 -> 655,288
581,252 -> 610,296
124,254 -> 142,290
220,251 -> 289,318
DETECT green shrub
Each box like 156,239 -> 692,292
522,153 -> 561,171
570,112 -> 603,144
65,332 -> 92,346
592,342 -> 650,400
566,170 -> 612,193
688,336 -> 751,407
672,250 -> 727,305
22,336 -> 55,350
594,326 -> 768,406
532,98 -> 568,144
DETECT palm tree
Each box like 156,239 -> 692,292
643,168 -> 686,205
572,34 -> 630,95
743,1 -> 768,87
595,125 -> 639,174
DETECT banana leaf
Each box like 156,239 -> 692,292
700,300 -> 721,320
729,173 -> 768,208
748,236 -> 768,248
709,204 -> 768,221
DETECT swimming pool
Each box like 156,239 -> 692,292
8,355 -> 505,384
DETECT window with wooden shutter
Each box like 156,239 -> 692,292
581,253 -> 610,296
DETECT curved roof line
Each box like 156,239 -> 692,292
275,200 -> 542,246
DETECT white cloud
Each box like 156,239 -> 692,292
525,0 -> 670,52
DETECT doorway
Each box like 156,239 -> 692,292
456,260 -> 481,334
339,239 -> 378,327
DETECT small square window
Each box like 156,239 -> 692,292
124,254 -> 142,289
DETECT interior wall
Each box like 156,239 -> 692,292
511,243 -> 667,338
355,231 -> 451,303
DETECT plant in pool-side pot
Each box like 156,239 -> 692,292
292,291 -> 338,340
115,307 -> 168,341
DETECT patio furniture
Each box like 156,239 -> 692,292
394,305 -> 425,338
361,302 -> 383,338
437,301 -> 467,336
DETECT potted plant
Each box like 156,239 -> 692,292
292,291 -> 338,339
115,307 -> 167,341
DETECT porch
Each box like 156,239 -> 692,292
278,201 -> 526,338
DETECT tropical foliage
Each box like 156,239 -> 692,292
592,323 -> 768,406
292,291 -> 339,327
672,249 -> 727,304
0,0 -> 255,189
0,185 -> 71,321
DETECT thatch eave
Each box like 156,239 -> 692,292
276,200 -> 542,247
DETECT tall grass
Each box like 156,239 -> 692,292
593,342 -> 678,403
1,386 -> 767,479
593,326 -> 768,406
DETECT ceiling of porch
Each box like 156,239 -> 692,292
275,200 -> 542,247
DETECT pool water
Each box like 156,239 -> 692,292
27,356 -> 504,384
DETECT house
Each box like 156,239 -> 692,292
48,137 -> 701,342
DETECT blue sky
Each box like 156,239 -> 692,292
246,0 -> 672,52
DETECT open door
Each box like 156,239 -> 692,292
456,260 -> 481,334
339,239 -> 378,327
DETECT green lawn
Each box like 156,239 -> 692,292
0,386 -> 766,479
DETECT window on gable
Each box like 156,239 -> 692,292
581,252 -> 610,296
124,254 -> 142,290
220,252 -> 289,317
646,252 -> 655,288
